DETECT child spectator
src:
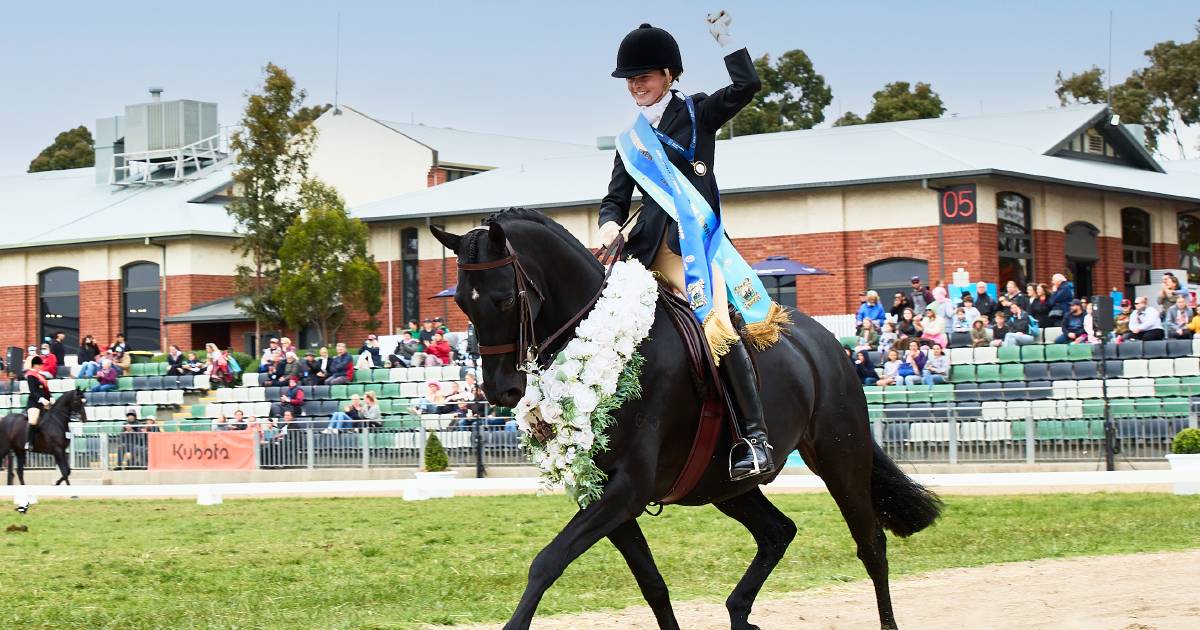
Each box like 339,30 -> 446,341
989,311 -> 1009,347
877,349 -> 902,387
922,344 -> 951,386
970,318 -> 989,347
854,319 -> 879,352
951,307 -> 971,333
878,321 -> 898,355
853,351 -> 877,385
166,345 -> 185,376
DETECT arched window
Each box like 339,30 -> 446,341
1065,222 -> 1100,298
39,268 -> 79,354
866,258 -> 929,306
1122,207 -> 1151,298
401,227 -> 420,324
1179,213 -> 1200,284
996,192 -> 1033,286
122,262 -> 161,351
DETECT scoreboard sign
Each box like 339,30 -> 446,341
939,184 -> 977,225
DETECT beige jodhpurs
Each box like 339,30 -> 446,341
26,407 -> 40,425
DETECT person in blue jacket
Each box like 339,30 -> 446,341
1047,273 -> 1075,325
856,290 -> 886,332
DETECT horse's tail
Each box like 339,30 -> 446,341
869,442 -> 942,537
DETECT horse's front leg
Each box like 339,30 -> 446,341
15,452 -> 25,486
505,474 -> 647,630
608,518 -> 679,629
53,448 -> 71,486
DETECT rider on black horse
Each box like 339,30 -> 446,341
24,356 -> 52,451
599,14 -> 786,481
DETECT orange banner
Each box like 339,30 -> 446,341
148,431 -> 256,471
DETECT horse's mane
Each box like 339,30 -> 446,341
463,207 -> 599,270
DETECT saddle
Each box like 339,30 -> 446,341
654,281 -> 736,505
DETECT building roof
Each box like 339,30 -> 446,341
0,162 -> 237,250
162,297 -> 251,324
373,114 -> 594,171
352,105 -> 1200,222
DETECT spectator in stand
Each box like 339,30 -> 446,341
388,332 -> 420,368
205,343 -> 232,386
307,346 -> 331,385
228,409 -> 250,431
960,294 -> 981,322
899,340 -> 925,386
1113,299 -> 1133,340
183,352 -> 204,375
273,409 -> 298,444
878,321 -> 898,355
92,358 -> 119,392
425,332 -> 453,367
1158,272 -> 1187,316
260,338 -> 281,372
49,331 -> 66,366
360,335 -> 382,367
930,286 -> 954,322
973,282 -> 996,319
896,308 -> 918,340
433,317 -> 449,334
1047,274 -> 1074,326
855,290 -> 886,332
360,391 -> 382,429
922,344 -> 950,386
281,352 -> 303,383
853,351 -> 877,385
411,380 -> 446,414
76,335 -> 101,377
950,307 -> 971,333
405,319 -> 420,339
451,401 -> 477,427
989,311 -> 1010,347
262,349 -> 287,387
165,345 -> 185,376
110,333 -> 130,374
1165,295 -> 1194,339
1004,281 -> 1029,312
919,306 -> 948,348
417,319 -> 438,348
877,349 -> 902,387
279,336 -> 296,355
1055,299 -> 1088,344
1004,302 -> 1037,346
355,344 -> 377,372
301,351 -> 317,384
1127,296 -> 1165,341
38,344 -> 58,378
324,342 -> 354,385
324,393 -> 363,434
1083,301 -> 1102,344
270,375 -> 305,418
970,318 -> 990,348
909,276 -> 933,315
888,292 -> 911,321
224,346 -> 243,381
1029,283 -> 1052,328
854,319 -> 879,352
212,414 -> 231,431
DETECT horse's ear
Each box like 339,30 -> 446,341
488,222 -> 506,247
430,225 -> 461,253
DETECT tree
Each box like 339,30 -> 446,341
719,49 -> 832,138
28,126 -> 94,172
291,103 -> 333,131
832,81 -> 945,127
226,63 -> 318,342
1055,66 -> 1107,105
274,180 -> 382,345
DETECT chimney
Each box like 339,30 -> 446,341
149,87 -> 163,102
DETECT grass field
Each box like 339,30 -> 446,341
1,493 -> 1198,629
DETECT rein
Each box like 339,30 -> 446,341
460,233 -> 626,372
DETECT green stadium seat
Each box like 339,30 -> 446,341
996,346 -> 1021,363
1109,398 -> 1135,417
1180,376 -> 1200,397
329,384 -> 348,400
950,365 -> 975,383
999,363 -> 1024,382
907,387 -> 932,403
1021,345 -> 1045,362
140,405 -> 156,418
1010,418 -> 1028,440
117,377 -> 133,391
347,384 -> 366,398
131,363 -> 147,377
1036,420 -> 1065,440
1043,344 -> 1069,362
354,369 -> 372,383
838,336 -> 857,349
1082,399 -> 1105,418
1155,377 -> 1181,397
930,384 -> 954,403
372,368 -> 390,383
882,386 -> 908,404
1162,397 -> 1190,416
378,399 -> 394,414
1133,398 -> 1162,416
867,404 -> 885,422
380,383 -> 401,399
1067,344 -> 1094,361
863,386 -> 883,405
189,403 -> 205,418
975,364 -> 1000,382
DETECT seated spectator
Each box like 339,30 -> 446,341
269,376 -> 305,418
1165,295 -> 1194,339
877,349 -> 902,387
279,336 -> 296,355
324,394 -> 362,434
888,292 -> 911,320
1004,303 -> 1036,346
973,281 -> 995,319
950,307 -> 971,333
854,319 -> 879,352
878,321 -> 898,355
896,308 -> 918,339
281,352 -> 303,384
899,340 -> 925,386
229,409 -> 250,431
1004,280 -> 1029,312
922,344 -> 950,386
355,345 -> 376,372
388,332 -> 421,368
261,349 -> 285,386
212,414 -> 231,431
970,318 -> 989,348
855,290 -> 886,332
260,338 -> 281,372
1056,300 -> 1088,344
92,359 -> 119,392
1113,299 -> 1133,340
432,317 -> 449,335
418,319 -> 438,348
360,391 -> 382,429
853,351 -> 877,385
166,345 -> 186,376
38,344 -> 58,378
307,346 -> 331,385
919,306 -> 947,348
1030,283 -> 1052,328
273,409 -> 298,444
1127,296 -> 1165,341
77,335 -> 102,377
425,332 -> 453,367
989,311 -> 1009,347
960,294 -> 981,322
324,343 -> 354,385
360,335 -> 382,367
205,343 -> 232,387
224,346 -> 243,380
1083,301 -> 1101,344
109,333 -> 131,374
182,352 -> 205,375
300,351 -> 317,383
1158,272 -> 1187,315
411,380 -> 446,414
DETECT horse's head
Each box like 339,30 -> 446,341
59,388 -> 87,422
431,209 -> 602,408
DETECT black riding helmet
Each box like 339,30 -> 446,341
612,23 -> 683,78
30,356 -> 43,366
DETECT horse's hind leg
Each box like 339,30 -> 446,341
822,454 -> 896,629
15,453 -> 25,486
607,518 -> 679,629
713,487 -> 797,630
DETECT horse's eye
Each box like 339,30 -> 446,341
499,295 -> 516,311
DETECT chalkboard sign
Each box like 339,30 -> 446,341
939,184 -> 977,225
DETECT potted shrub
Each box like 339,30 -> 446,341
405,433 -> 458,501
1166,427 -> 1200,495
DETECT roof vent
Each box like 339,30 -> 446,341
1085,129 -> 1104,155
148,87 -> 164,102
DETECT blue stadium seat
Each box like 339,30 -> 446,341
949,332 -> 972,348
977,382 -> 1004,402
302,401 -> 321,416
1002,381 -> 1030,401
1166,339 -> 1192,358
1048,362 -> 1075,380
131,376 -> 149,390
145,376 -> 163,390
90,391 -> 109,405
178,375 -> 195,390
1099,343 -> 1119,359
1103,360 -> 1124,377
311,385 -> 330,400
0,382 -> 8,394
320,400 -> 341,416
906,403 -> 933,420
1118,341 -> 1143,358
120,391 -> 137,405
954,383 -> 979,402
1023,362 -> 1049,380
264,386 -> 281,400
1073,361 -> 1098,379
883,404 -> 908,420
951,402 -> 983,419
1142,340 -> 1168,359
56,366 -> 71,378
1027,380 -> 1053,399
161,375 -> 180,390
300,386 -> 313,398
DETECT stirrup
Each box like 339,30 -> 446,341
728,437 -> 773,481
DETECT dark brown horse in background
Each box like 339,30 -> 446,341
0,388 -> 86,488
432,209 -> 942,630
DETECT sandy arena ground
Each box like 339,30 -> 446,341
457,549 -> 1200,629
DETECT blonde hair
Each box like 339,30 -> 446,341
364,391 -> 377,404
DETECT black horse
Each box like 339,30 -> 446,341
432,209 -> 942,630
0,388 -> 86,487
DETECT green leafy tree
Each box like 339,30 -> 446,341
834,81 -> 945,126
291,103 -> 333,131
28,126 -> 94,172
1055,66 -> 1107,105
274,180 -> 382,345
832,111 -> 865,127
226,63 -> 318,341
720,49 -> 832,138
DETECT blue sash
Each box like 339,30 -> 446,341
615,113 -> 787,353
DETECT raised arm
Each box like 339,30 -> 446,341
697,11 -> 762,132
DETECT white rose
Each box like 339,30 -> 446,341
541,399 -> 562,423
576,429 -> 595,451
580,360 -> 607,387
572,386 -> 599,414
614,335 -> 636,358
559,359 -> 582,379
562,469 -> 576,485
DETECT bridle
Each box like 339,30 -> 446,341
457,229 -> 625,372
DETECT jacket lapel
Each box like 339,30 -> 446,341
657,94 -> 684,133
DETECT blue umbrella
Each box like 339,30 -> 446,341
431,285 -> 456,298
752,256 -> 831,277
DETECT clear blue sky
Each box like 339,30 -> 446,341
0,1 -> 1196,175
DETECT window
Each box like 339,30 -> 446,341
1179,213 -> 1200,284
444,168 -> 481,182
866,258 -> 929,306
1122,207 -> 1152,297
39,268 -> 79,354
401,227 -> 420,323
760,276 -> 796,309
996,193 -> 1033,287
122,262 -> 161,351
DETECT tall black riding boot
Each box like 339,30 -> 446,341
24,423 -> 38,452
721,339 -> 774,481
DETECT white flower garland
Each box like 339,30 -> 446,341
514,260 -> 659,508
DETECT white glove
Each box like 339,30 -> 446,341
706,10 -> 733,47
598,221 -> 621,248
39,397 -> 50,406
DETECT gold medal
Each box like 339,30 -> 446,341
693,160 -> 707,176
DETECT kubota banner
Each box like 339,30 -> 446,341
147,431 -> 256,471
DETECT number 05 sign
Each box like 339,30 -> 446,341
939,184 -> 977,225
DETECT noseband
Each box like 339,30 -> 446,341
458,230 -> 624,372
